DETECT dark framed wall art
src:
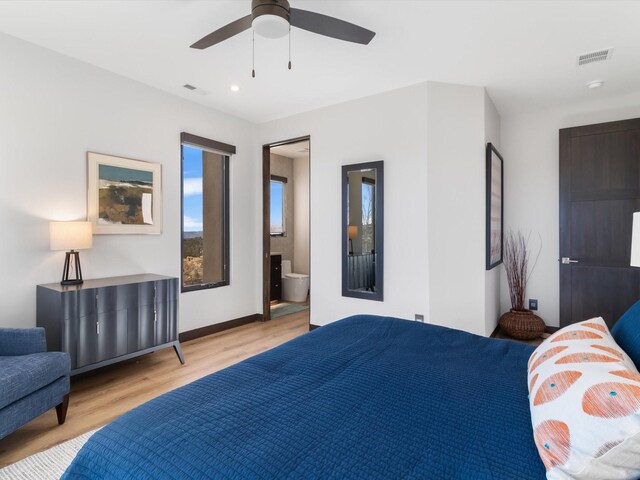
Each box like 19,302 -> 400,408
486,143 -> 504,270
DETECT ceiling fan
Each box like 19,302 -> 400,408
190,0 -> 376,51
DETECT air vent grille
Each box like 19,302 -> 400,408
182,84 -> 207,96
577,48 -> 612,66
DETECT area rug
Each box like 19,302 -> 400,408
271,302 -> 309,319
0,428 -> 99,479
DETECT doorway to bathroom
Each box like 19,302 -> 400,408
262,136 -> 311,324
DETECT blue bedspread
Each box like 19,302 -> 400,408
63,315 -> 546,479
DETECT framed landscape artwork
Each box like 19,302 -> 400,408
486,143 -> 503,270
87,152 -> 162,234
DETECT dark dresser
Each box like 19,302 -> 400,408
270,254 -> 282,302
37,274 -> 184,375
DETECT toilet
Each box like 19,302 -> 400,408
281,260 -> 309,302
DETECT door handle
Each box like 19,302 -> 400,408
561,257 -> 579,264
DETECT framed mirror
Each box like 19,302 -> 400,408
342,161 -> 384,301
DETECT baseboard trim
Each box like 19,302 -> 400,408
309,324 -> 321,331
179,314 -> 263,343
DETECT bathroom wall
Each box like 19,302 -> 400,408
293,155 -> 310,275
270,153 -> 295,265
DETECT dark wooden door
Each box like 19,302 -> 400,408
560,117 -> 640,328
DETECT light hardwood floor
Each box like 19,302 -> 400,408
0,311 -> 310,468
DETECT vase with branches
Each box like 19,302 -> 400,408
499,230 -> 545,339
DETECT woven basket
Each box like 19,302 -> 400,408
499,309 -> 545,340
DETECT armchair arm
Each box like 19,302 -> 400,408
0,327 -> 47,356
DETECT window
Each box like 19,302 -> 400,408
270,175 -> 287,236
180,132 -> 234,292
361,177 -> 375,253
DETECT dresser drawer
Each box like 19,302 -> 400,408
78,284 -> 139,316
138,279 -> 178,307
76,310 -> 128,369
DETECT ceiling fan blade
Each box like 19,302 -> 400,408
190,15 -> 253,49
289,8 -> 375,45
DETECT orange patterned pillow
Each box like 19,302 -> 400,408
527,317 -> 640,479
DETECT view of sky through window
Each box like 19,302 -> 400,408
183,145 -> 203,232
270,180 -> 284,234
362,183 -> 373,225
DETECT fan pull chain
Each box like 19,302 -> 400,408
288,26 -> 292,70
252,30 -> 256,78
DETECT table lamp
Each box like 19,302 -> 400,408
348,225 -> 358,255
50,221 -> 93,285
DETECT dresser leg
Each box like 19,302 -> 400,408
56,394 -> 69,425
173,342 -> 185,365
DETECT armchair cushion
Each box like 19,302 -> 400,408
0,327 -> 46,356
0,376 -> 69,439
0,352 -> 70,409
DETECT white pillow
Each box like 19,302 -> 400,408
527,317 -> 640,479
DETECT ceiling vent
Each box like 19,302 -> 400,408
182,84 -> 207,96
577,48 -> 612,66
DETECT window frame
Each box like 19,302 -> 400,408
180,132 -> 234,293
269,174 -> 288,237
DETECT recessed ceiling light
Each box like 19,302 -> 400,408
230,85 -> 240,92
587,80 -> 604,89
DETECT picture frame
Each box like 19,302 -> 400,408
87,152 -> 162,235
486,143 -> 503,270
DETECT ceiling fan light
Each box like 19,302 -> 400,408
252,14 -> 289,39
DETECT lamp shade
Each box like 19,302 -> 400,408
50,221 -> 93,251
348,225 -> 358,240
631,212 -> 640,267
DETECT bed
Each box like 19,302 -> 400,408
62,315 -> 546,479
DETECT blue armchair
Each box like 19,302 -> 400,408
0,327 -> 70,439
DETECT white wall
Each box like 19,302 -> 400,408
426,82 -> 500,336
260,81 -> 502,332
0,33 -> 262,331
293,156 -> 310,275
484,91 -> 502,335
0,32 -> 512,335
500,91 -> 640,327
259,83 -> 430,326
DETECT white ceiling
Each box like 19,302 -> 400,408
1,1 -> 639,123
271,140 -> 310,159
